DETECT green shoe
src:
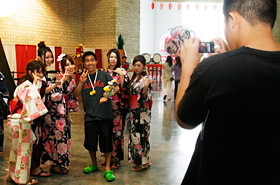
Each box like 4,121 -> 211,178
104,170 -> 115,181
84,164 -> 98,174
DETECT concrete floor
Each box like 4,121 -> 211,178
0,81 -> 201,185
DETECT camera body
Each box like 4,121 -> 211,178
199,42 -> 215,53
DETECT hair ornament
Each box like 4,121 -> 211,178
57,53 -> 66,62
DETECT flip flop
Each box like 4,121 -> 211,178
32,168 -> 51,177
104,170 -> 115,182
50,166 -> 68,174
84,164 -> 98,174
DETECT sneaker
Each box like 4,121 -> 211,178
163,95 -> 167,100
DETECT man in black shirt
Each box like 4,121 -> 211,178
176,0 -> 280,184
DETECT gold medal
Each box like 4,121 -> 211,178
90,90 -> 96,96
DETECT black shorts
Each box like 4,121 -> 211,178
84,119 -> 113,153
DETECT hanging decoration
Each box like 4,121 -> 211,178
178,3 -> 181,10
151,2 -> 155,10
169,3 -> 172,10
160,26 -> 196,57
160,3 -> 163,10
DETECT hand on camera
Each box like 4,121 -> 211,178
208,38 -> 231,57
181,37 -> 203,67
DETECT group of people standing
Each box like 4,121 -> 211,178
162,55 -> 182,101
2,42 -> 153,184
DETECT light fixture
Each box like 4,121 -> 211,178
0,0 -> 26,17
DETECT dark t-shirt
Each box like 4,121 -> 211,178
79,70 -> 114,121
177,47 -> 280,185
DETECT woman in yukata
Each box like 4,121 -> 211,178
41,53 -> 78,174
127,55 -> 153,171
29,41 -> 59,178
6,60 -> 48,185
104,49 -> 130,169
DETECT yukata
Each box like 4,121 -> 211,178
7,80 -> 48,184
42,75 -> 78,168
105,68 -> 130,163
31,79 -> 47,170
126,75 -> 153,165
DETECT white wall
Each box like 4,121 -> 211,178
140,0 -> 155,55
140,2 -> 224,62
154,2 -> 182,58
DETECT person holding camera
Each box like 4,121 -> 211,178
176,0 -> 280,184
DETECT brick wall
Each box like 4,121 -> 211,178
82,0 -> 116,68
1,0 -> 280,68
116,0 -> 140,63
0,0 -> 83,55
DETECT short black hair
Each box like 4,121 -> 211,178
82,51 -> 97,63
223,0 -> 277,28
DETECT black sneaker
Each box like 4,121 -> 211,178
163,95 -> 167,100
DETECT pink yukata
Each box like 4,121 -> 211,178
7,80 -> 48,184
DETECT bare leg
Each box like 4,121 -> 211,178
89,151 -> 97,166
104,152 -> 112,171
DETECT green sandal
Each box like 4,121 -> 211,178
84,164 -> 98,174
104,170 -> 115,181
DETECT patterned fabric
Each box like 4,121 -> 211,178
126,75 -> 152,165
7,81 -> 48,184
105,68 -> 130,163
42,76 -> 78,168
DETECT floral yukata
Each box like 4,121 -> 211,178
105,68 -> 129,163
42,75 -> 78,168
126,75 -> 153,165
7,80 -> 48,184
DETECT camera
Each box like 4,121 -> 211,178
199,42 -> 215,53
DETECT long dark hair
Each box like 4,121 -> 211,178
175,56 -> 182,68
37,41 -> 54,67
107,49 -> 121,70
128,55 -> 148,91
60,54 -> 75,73
19,60 -> 45,85
166,56 -> 173,67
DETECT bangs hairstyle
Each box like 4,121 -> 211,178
37,41 -> 54,66
107,49 -> 121,70
223,0 -> 277,28
60,54 -> 75,73
129,55 -> 148,92
82,51 -> 97,63
19,60 -> 45,85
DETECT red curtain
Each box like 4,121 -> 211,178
27,45 -> 36,62
55,47 -> 62,71
95,49 -> 102,69
15,44 -> 27,78
15,44 -> 36,78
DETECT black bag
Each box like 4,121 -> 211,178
0,93 -> 9,117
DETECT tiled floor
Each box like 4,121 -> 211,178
0,80 -> 201,185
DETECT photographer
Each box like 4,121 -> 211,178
175,0 -> 280,184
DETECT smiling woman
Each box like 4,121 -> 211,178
0,0 -> 26,17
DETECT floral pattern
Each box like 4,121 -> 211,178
126,75 -> 152,165
105,68 -> 129,163
7,80 -> 48,184
42,76 -> 78,168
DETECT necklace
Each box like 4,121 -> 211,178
88,70 -> 98,95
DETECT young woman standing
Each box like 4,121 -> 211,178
41,54 -> 78,174
127,55 -> 152,171
105,49 -> 129,169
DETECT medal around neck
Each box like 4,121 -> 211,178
88,70 -> 98,96
90,90 -> 96,95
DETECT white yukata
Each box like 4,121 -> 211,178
7,80 -> 48,184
